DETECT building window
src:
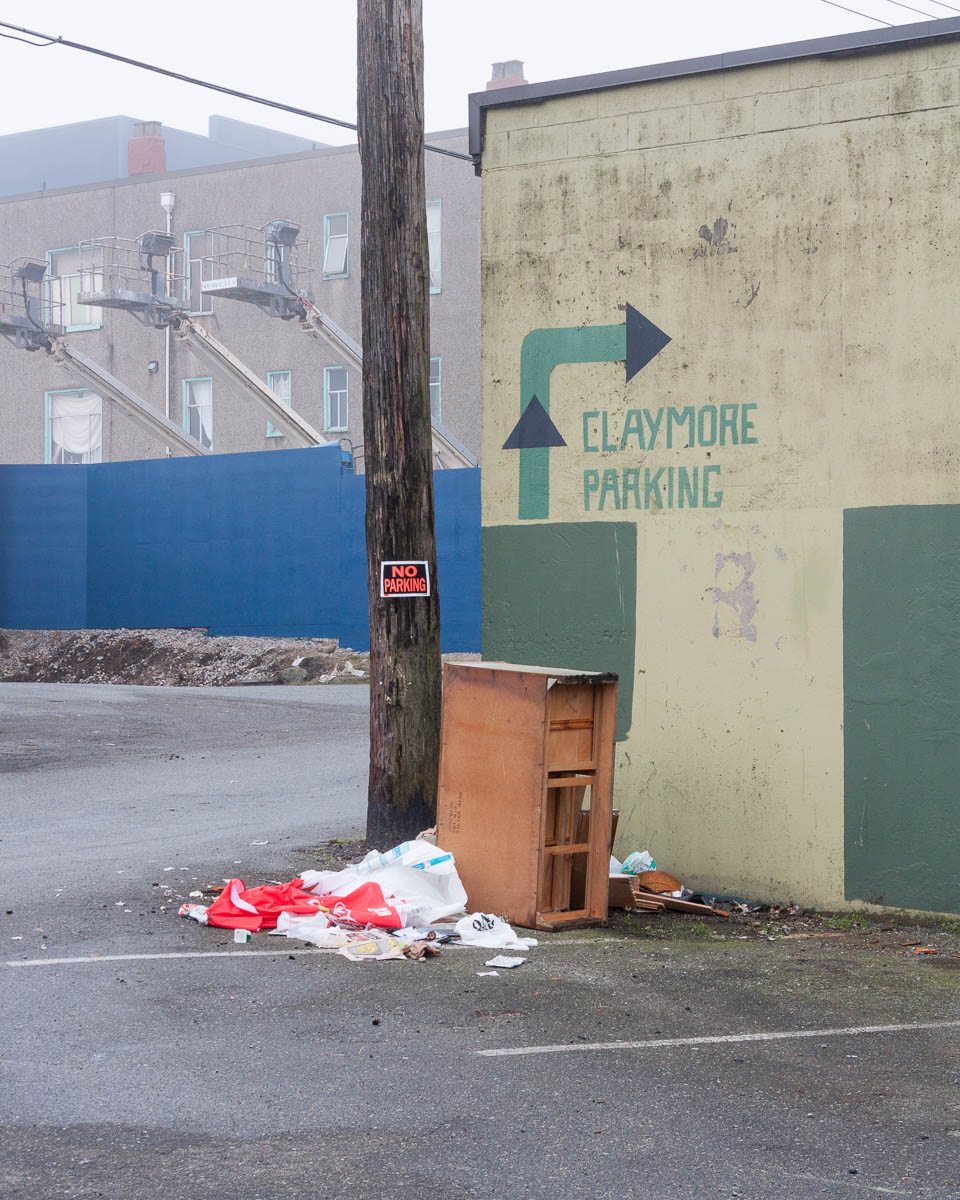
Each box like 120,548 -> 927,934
324,366 -> 348,432
45,389 -> 102,464
427,200 -> 441,294
184,231 -> 213,314
429,356 -> 441,422
266,369 -> 291,438
323,213 -> 348,278
46,246 -> 103,332
183,377 -> 213,449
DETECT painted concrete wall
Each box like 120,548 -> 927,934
0,448 -> 481,653
479,39 -> 960,909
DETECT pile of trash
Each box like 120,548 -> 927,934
608,849 -> 727,917
180,838 -> 537,967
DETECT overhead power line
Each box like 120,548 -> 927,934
0,18 -> 473,163
881,0 -> 939,17
819,0 -> 895,23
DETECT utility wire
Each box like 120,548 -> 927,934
819,0 -> 895,23
0,19 -> 473,163
880,0 -> 939,17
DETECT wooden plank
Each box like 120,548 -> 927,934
583,680 -> 617,922
437,664 -> 548,927
543,843 -> 590,855
547,683 -> 597,770
634,889 -> 727,916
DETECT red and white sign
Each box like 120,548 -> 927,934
380,560 -> 430,597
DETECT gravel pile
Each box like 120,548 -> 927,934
0,628 -> 370,687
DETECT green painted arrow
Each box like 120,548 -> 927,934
516,306 -> 670,521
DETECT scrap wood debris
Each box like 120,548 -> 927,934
608,850 -> 727,917
179,838 -> 537,964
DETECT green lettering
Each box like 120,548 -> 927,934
583,469 -> 600,509
643,408 -> 663,450
719,404 -> 738,445
678,465 -> 699,508
644,467 -> 664,509
741,403 -> 758,445
622,467 -> 642,509
601,412 -> 618,453
620,409 -> 645,451
697,405 -> 717,447
599,468 -> 621,510
703,464 -> 723,508
666,406 -> 694,449
582,411 -> 600,453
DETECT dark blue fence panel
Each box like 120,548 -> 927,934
1,449 -> 481,650
434,468 -> 482,653
86,447 -> 344,637
337,469 -> 370,651
0,465 -> 88,628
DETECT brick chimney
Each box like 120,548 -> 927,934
486,60 -> 527,91
128,120 -> 167,176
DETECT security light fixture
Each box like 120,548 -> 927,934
147,360 -> 160,374
267,220 -> 301,248
16,260 -> 47,283
139,231 -> 175,257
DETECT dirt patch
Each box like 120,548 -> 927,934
608,903 -> 960,960
0,627 -> 370,687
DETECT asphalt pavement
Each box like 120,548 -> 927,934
2,683 -> 960,1200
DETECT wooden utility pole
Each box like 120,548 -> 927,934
357,0 -> 442,847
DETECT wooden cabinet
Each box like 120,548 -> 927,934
437,662 -> 618,931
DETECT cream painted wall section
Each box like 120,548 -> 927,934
480,41 -> 960,904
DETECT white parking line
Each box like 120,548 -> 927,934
5,934 -> 626,969
5,948 -> 339,967
477,1019 -> 960,1057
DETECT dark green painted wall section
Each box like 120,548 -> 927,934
482,522 -> 636,740
844,506 -> 960,913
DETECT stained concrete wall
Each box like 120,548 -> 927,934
479,37 -> 960,910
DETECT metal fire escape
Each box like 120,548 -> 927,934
0,253 -> 209,456
198,220 -> 477,470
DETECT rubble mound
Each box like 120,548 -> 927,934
0,627 -> 370,687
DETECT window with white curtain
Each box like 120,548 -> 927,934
183,377 -> 213,449
46,390 -> 102,464
47,247 -> 103,331
427,200 -> 441,294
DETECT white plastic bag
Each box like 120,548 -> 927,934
295,840 -> 469,929
621,850 -> 656,875
274,910 -> 352,947
455,913 -> 538,950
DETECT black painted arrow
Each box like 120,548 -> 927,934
502,395 -> 567,450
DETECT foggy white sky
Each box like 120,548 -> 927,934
0,0 -> 953,145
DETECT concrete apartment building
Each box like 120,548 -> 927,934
0,113 -> 481,467
473,18 -> 960,912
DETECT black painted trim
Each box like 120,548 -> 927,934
468,16 -> 960,172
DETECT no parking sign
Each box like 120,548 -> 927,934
379,560 -> 430,597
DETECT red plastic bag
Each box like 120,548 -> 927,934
311,881 -> 403,930
204,878 -> 325,931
